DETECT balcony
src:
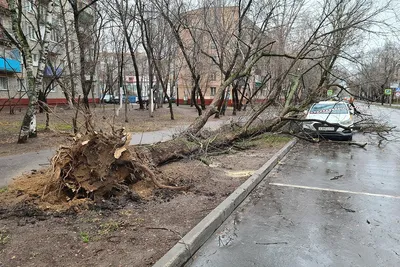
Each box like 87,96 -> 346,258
0,58 -> 21,73
44,66 -> 63,77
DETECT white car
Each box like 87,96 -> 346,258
302,101 -> 354,141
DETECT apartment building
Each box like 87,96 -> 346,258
0,0 -> 23,103
0,0 -> 97,106
175,6 -> 268,105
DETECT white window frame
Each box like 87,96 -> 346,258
27,24 -> 36,40
26,0 -> 34,13
18,79 -> 26,92
39,4 -> 46,18
0,77 -> 8,91
209,72 -> 217,81
210,87 -> 216,96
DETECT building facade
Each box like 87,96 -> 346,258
175,6 -> 268,105
0,0 -> 24,106
0,0 -> 98,107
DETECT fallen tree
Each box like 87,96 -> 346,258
4,0 -> 395,211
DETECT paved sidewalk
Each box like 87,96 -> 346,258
0,119 -> 228,187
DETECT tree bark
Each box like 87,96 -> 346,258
191,75 -> 202,116
10,0 -> 54,143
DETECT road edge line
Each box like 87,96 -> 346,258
153,138 -> 298,267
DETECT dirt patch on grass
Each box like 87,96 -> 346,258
0,105 -> 210,157
0,135 -> 290,267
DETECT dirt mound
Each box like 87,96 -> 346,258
1,130 -> 186,212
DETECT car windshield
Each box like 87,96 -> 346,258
309,103 -> 348,114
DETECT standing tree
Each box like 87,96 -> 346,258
110,0 -> 146,109
66,0 -> 104,131
4,0 -> 55,142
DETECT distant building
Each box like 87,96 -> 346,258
175,6 -> 269,105
0,0 -> 23,105
0,0 -> 97,107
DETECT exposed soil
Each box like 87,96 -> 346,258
0,134 -> 289,267
0,104 -> 224,157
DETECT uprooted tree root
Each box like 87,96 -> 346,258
2,120 -> 289,212
41,130 -> 187,204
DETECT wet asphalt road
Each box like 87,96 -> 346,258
187,105 -> 400,267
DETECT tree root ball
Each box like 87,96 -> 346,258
45,130 -> 181,202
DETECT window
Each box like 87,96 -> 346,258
210,87 -> 216,96
0,18 -> 6,41
32,54 -> 39,66
209,72 -> 217,81
26,0 -> 34,13
18,79 -> 26,92
310,103 -> 348,114
0,77 -> 8,90
27,25 -> 36,40
39,4 -> 46,18
50,29 -> 59,42
49,83 -> 57,92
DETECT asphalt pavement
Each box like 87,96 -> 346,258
186,104 -> 400,267
0,119 -> 229,187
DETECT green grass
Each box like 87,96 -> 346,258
79,232 -> 90,243
98,221 -> 120,235
248,134 -> 291,148
0,232 -> 10,245
0,121 -> 20,133
260,134 -> 291,143
0,187 -> 8,193
36,123 -> 73,131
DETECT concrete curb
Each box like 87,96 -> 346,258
153,138 -> 298,267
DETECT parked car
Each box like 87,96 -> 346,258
101,94 -> 119,104
302,101 -> 354,141
164,97 -> 176,103
136,96 -> 149,104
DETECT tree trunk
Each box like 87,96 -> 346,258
12,0 -> 54,143
198,86 -> 206,110
60,0 -> 76,108
186,69 -> 242,135
214,88 -> 225,118
192,76 -> 202,115
232,87 -> 237,116
176,85 -> 179,106
18,90 -> 38,143
143,117 -> 282,166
